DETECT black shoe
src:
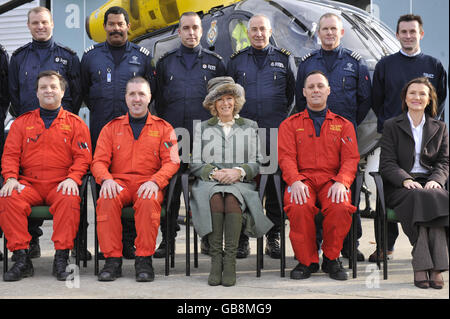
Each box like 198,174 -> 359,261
308,263 -> 320,273
12,238 -> 40,262
290,263 -> 311,280
135,256 -> 155,282
52,250 -> 72,281
341,248 -> 365,262
122,242 -> 136,260
321,255 -> 348,281
201,236 -> 210,255
236,238 -> 250,259
3,250 -> 34,281
153,239 -> 174,258
265,234 -> 281,259
71,247 -> 93,261
98,257 -> 122,281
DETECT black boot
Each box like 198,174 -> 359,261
12,237 -> 40,261
98,257 -> 122,281
53,249 -> 72,281
321,254 -> 348,281
236,233 -> 249,259
135,256 -> 155,282
265,232 -> 281,259
3,249 -> 34,281
122,241 -> 136,260
153,237 -> 174,258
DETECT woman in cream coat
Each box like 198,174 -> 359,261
190,77 -> 273,287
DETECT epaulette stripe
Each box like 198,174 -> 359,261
301,53 -> 311,62
229,47 -> 249,59
140,47 -> 150,56
350,51 -> 361,61
278,48 -> 292,56
84,45 -> 94,54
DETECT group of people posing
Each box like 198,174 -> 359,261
0,5 -> 447,290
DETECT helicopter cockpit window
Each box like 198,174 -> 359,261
229,19 -> 250,52
153,35 -> 180,63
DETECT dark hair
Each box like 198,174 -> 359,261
179,11 -> 201,26
396,14 -> 423,33
304,70 -> 329,86
401,77 -> 437,117
104,6 -> 129,25
126,76 -> 151,93
35,70 -> 66,91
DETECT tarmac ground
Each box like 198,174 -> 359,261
0,185 -> 448,304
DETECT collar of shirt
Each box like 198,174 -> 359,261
407,111 -> 425,130
407,111 -> 428,174
400,49 -> 422,57
218,114 -> 240,136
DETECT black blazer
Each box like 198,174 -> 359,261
380,112 -> 449,188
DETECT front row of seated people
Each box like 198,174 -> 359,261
0,71 -> 447,289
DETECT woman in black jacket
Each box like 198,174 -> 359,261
380,77 -> 448,289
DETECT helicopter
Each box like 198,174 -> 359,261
86,0 -> 402,214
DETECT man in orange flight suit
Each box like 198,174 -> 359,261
278,71 -> 359,281
0,70 -> 92,282
92,76 -> 180,282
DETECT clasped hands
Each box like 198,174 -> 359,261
289,180 -> 349,205
403,179 -> 441,190
100,179 -> 159,199
211,168 -> 241,184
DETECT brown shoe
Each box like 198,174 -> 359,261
368,249 -> 393,263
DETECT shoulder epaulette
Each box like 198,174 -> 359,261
204,49 -> 223,60
158,48 -> 177,62
349,50 -> 362,61
84,45 -> 95,54
300,52 -> 315,62
229,47 -> 249,60
139,46 -> 150,56
12,43 -> 31,56
275,47 -> 292,56
56,43 -> 76,55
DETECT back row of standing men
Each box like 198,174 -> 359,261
0,5 -> 447,264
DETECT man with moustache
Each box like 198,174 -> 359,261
81,6 -> 154,259
154,11 -> 226,257
92,77 -> 179,282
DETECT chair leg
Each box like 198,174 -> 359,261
256,237 -> 262,277
194,230 -> 198,268
273,173 -> 285,277
186,211 -> 191,276
3,237 -> 7,274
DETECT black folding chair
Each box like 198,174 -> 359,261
90,173 -> 178,276
2,175 -> 89,273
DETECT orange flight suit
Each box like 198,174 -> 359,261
0,108 -> 92,251
91,113 -> 180,258
278,109 -> 360,266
